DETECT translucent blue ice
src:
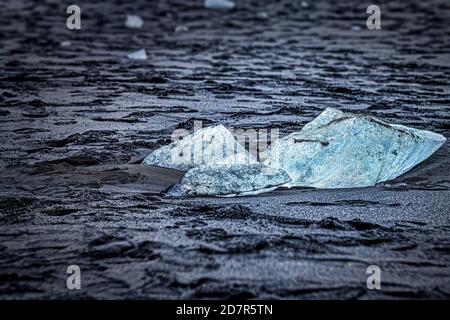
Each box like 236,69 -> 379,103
179,164 -> 291,196
142,124 -> 257,171
264,108 -> 446,188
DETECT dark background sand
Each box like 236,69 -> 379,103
0,0 -> 449,299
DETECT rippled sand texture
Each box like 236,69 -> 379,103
0,0 -> 449,299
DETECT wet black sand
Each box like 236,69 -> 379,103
0,0 -> 449,299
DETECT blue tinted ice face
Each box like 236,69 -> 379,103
142,124 -> 257,171
264,108 -> 446,188
179,163 -> 291,196
144,108 -> 445,195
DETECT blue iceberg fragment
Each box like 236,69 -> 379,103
143,108 -> 445,195
178,164 -> 291,196
142,124 -> 257,171
264,108 -> 446,188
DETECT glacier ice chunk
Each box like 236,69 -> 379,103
60,40 -> 72,47
125,15 -> 144,29
264,108 -> 446,188
175,25 -> 189,33
127,49 -> 147,60
143,124 -> 257,171
179,164 -> 291,196
204,0 -> 235,10
256,12 -> 269,20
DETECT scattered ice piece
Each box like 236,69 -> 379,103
381,182 -> 407,188
204,0 -> 235,10
179,164 -> 291,196
60,40 -> 72,47
175,25 -> 189,32
264,108 -> 446,188
143,124 -> 257,171
301,1 -> 310,8
256,12 -> 269,20
127,49 -> 147,60
125,14 -> 144,29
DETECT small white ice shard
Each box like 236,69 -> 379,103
204,0 -> 235,10
127,49 -> 147,60
264,108 -> 446,188
143,124 -> 257,171
179,164 -> 291,196
175,25 -> 189,32
256,12 -> 269,20
125,14 -> 144,29
60,40 -> 72,47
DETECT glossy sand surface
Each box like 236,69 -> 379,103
0,0 -> 449,298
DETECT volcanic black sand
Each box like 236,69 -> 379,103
0,0 -> 449,299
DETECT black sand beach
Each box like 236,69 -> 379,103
0,0 -> 449,299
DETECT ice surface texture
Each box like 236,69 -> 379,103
142,124 -> 257,171
264,108 -> 446,188
180,164 -> 291,196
